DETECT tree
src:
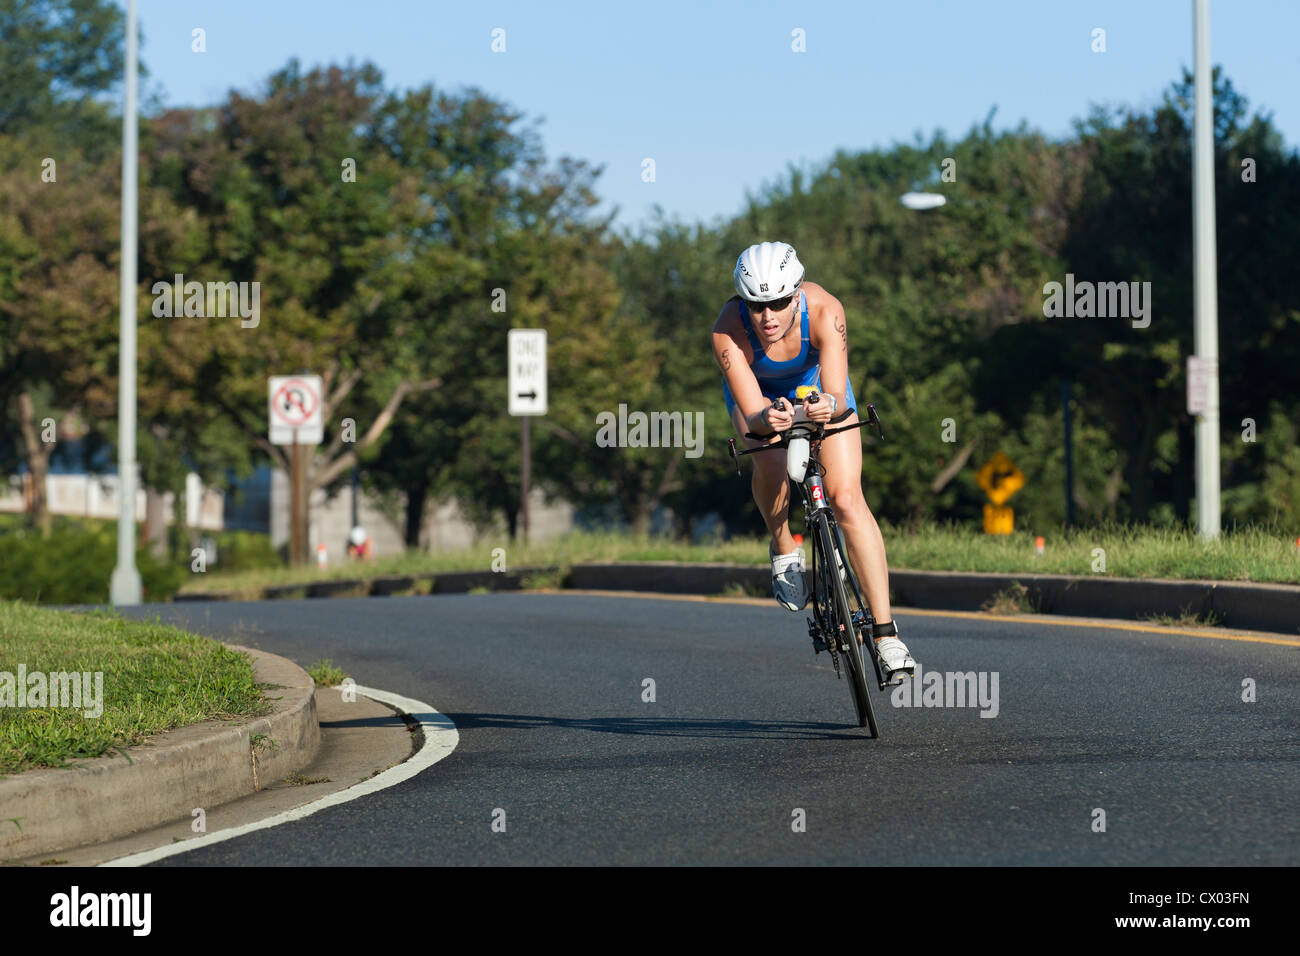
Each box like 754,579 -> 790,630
1048,68 -> 1300,524
0,137 -> 121,534
145,62 -> 448,559
0,0 -> 137,535
0,0 -> 132,157
363,87 -> 658,544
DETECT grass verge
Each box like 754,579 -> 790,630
173,522 -> 1300,601
0,601 -> 270,776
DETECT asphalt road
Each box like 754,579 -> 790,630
118,593 -> 1300,865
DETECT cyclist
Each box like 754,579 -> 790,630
711,241 -> 915,681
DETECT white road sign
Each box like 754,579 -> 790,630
1187,356 -> 1217,416
269,375 -> 324,445
508,329 -> 547,416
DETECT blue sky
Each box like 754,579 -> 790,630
130,1 -> 1300,232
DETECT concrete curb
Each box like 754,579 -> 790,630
568,562 -> 763,595
171,563 -> 1300,636
0,645 -> 320,860
179,567 -> 555,603
568,564 -> 1298,635
886,570 -> 1300,635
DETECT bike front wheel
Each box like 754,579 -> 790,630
816,517 -> 879,736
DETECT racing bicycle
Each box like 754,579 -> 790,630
728,387 -> 892,736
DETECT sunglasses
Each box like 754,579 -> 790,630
746,293 -> 795,315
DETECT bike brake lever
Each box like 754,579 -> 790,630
727,437 -> 741,475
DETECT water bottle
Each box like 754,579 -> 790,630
787,435 -> 811,483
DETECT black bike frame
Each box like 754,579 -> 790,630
729,400 -> 890,688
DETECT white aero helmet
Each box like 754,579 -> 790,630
734,241 -> 804,302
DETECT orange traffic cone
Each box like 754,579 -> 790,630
316,542 -> 328,568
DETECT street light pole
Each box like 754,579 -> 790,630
110,0 -> 142,605
1192,0 -> 1222,539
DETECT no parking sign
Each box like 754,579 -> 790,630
269,375 -> 323,445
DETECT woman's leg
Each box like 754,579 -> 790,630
731,405 -> 797,554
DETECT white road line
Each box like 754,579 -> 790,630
99,686 -> 458,867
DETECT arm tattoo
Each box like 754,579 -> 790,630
835,315 -> 846,346
720,348 -> 732,371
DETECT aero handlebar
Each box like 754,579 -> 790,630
727,397 -> 885,476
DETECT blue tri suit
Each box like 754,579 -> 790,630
722,290 -> 857,424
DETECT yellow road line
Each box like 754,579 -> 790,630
896,606 -> 1300,647
530,588 -> 1300,647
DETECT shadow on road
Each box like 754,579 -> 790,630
319,716 -> 411,729
440,712 -> 862,741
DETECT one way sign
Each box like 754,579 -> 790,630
508,329 -> 547,416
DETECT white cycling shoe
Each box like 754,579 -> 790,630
770,544 -> 809,611
874,630 -> 916,684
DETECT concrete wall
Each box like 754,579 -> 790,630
0,467 -> 572,558
269,468 -> 574,560
0,473 -> 223,529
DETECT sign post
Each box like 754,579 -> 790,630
508,330 -> 547,544
269,375 -> 323,564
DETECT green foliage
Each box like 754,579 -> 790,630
206,530 -> 280,574
305,658 -> 347,687
1259,416 -> 1300,526
606,218 -> 747,534
1,18 -> 1297,546
0,0 -> 130,156
0,517 -> 183,604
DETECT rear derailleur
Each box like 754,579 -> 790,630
807,617 -> 841,678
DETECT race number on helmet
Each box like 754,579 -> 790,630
734,241 -> 805,301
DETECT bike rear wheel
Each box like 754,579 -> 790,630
815,517 -> 878,736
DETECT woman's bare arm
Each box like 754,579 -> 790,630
711,304 -> 768,433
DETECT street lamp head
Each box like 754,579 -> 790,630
900,192 -> 947,211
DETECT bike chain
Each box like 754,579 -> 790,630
826,585 -> 843,678
807,616 -> 841,678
